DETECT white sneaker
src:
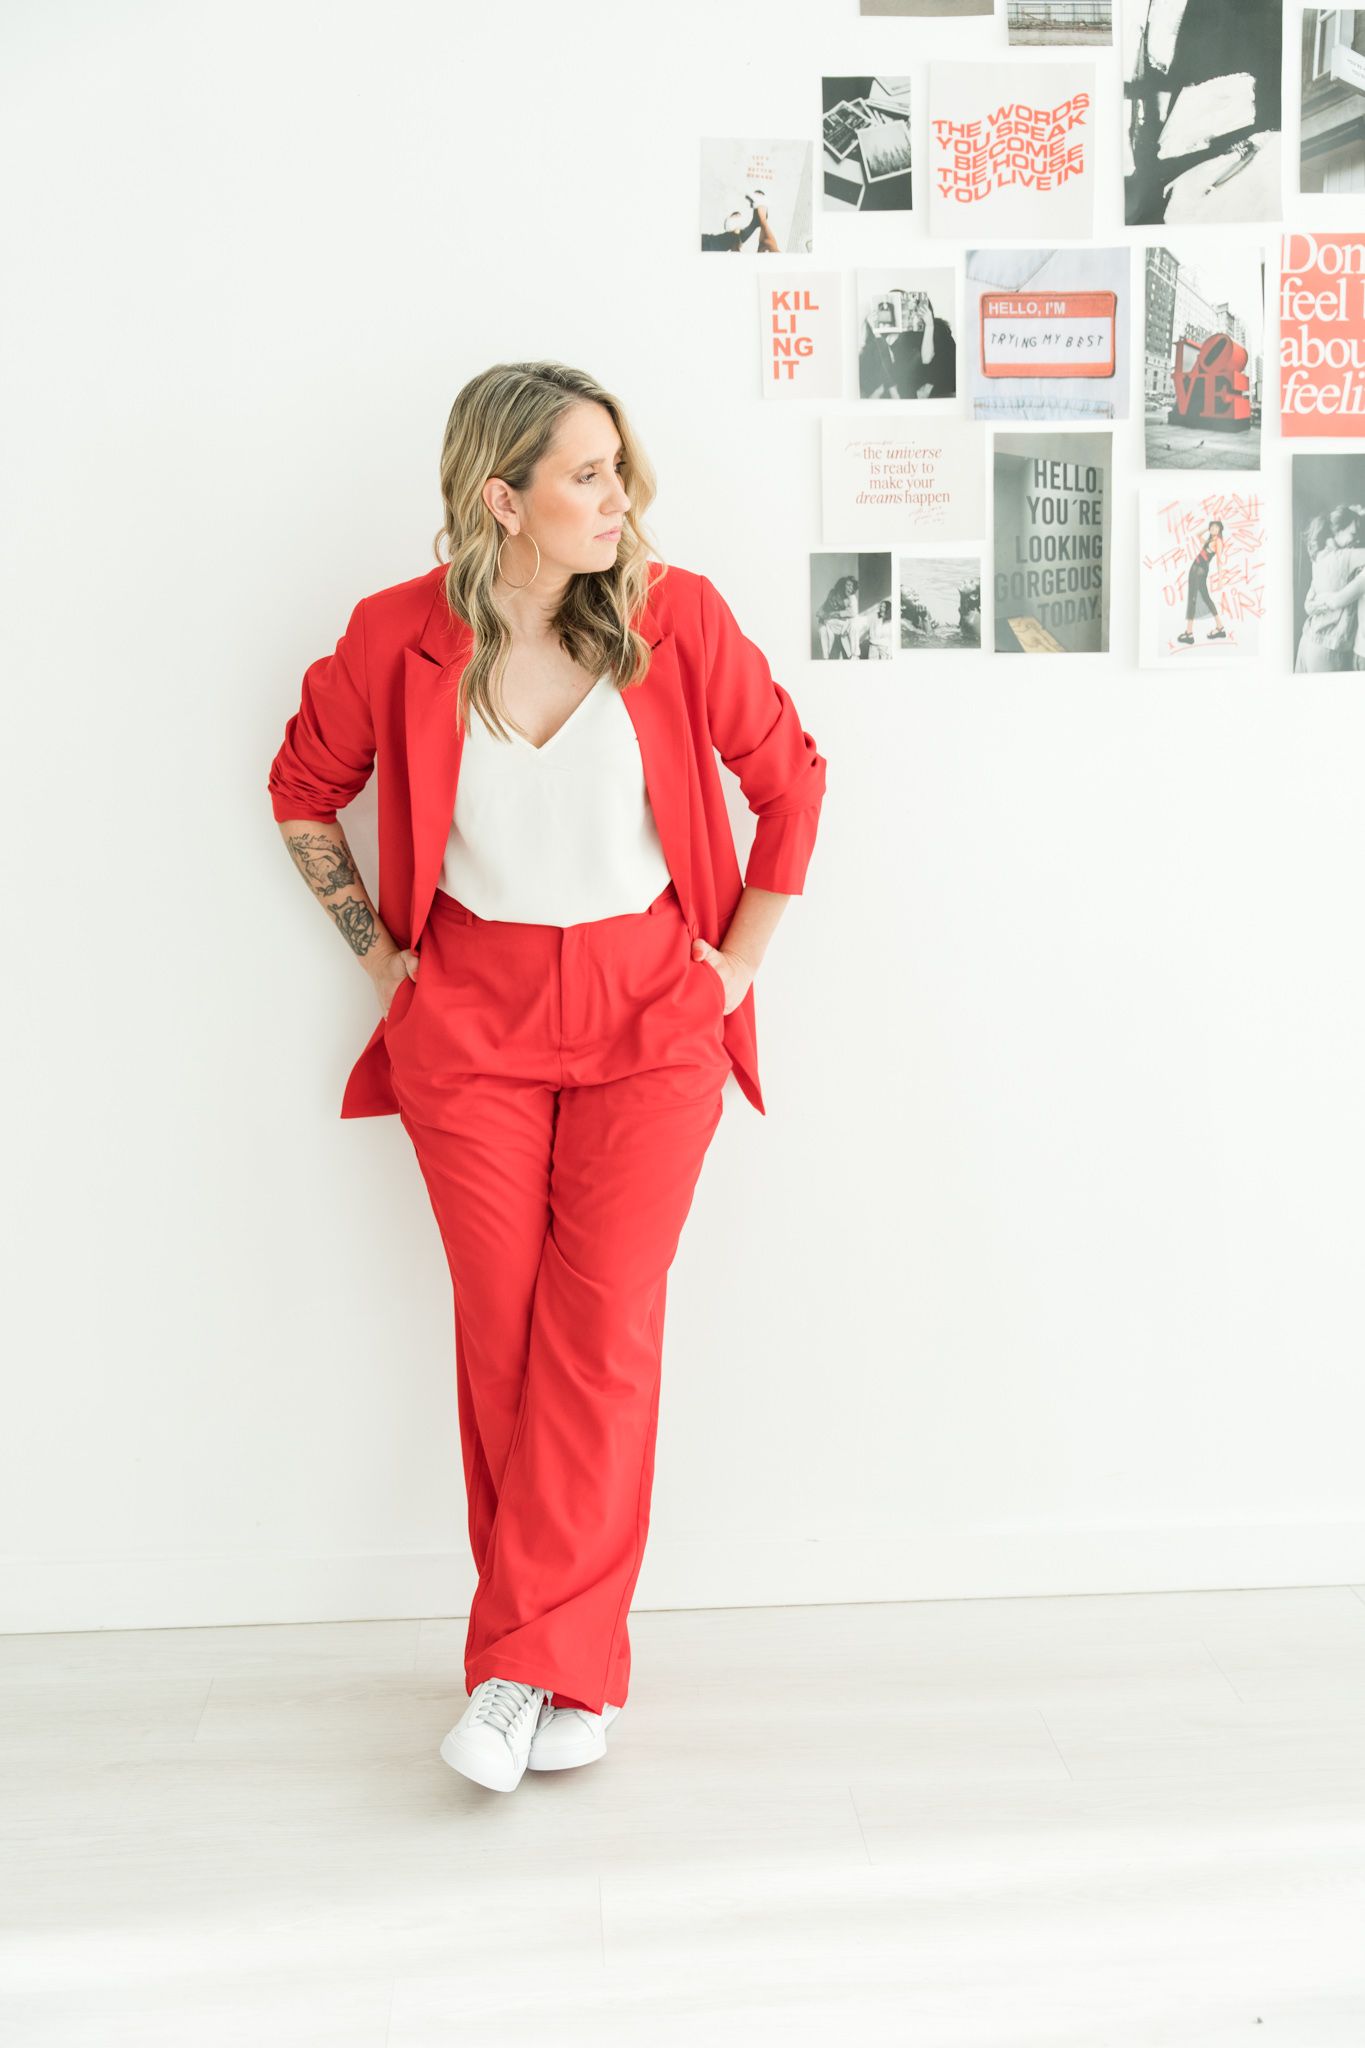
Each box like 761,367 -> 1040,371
439,1678 -> 548,1791
526,1697 -> 623,1771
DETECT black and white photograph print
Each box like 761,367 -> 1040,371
1123,0 -> 1283,224
1292,454 -> 1365,671
899,557 -> 982,648
1008,1 -> 1112,46
1144,245 -> 1264,470
1302,11 -> 1365,193
700,138 -> 813,253
822,77 -> 913,212
810,554 -> 895,659
857,269 -> 957,400
994,433 -> 1113,654
860,0 -> 991,13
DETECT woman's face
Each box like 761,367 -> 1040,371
489,400 -> 631,584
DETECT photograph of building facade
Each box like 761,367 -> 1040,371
1145,245 -> 1264,469
1302,11 -> 1365,193
1007,0 -> 1112,46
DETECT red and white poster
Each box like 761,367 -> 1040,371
757,273 -> 844,399
1138,488 -> 1267,666
1280,233 -> 1365,438
928,63 -> 1096,239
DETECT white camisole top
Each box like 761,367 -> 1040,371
434,674 -> 673,925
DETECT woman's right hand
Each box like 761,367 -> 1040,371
371,947 -> 419,1020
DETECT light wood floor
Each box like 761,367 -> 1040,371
5,1587 -> 1365,2044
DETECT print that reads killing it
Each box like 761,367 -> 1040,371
933,94 -> 1089,205
995,458 -> 1105,628
766,288 -> 820,381
1146,495 -> 1266,628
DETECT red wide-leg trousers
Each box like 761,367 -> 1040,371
384,878 -> 730,1717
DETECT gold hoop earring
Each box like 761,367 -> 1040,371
496,532 -> 540,589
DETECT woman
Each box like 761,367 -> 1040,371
863,597 -> 894,659
1297,505 -> 1365,673
815,573 -> 858,657
267,362 -> 827,1794
904,291 -> 956,401
1176,518 -> 1229,646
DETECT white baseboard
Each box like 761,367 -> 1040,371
4,1522 -> 1364,1633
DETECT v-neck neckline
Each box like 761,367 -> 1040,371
507,675 -> 603,756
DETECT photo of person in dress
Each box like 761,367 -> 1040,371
1296,504 -> 1365,671
1176,518 -> 1229,644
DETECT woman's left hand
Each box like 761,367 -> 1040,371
691,938 -> 752,1017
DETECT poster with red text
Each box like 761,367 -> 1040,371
821,417 -> 984,544
929,63 -> 1095,240
1138,488 -> 1267,665
1280,234 -> 1365,438
757,273 -> 844,399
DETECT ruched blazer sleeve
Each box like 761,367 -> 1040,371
697,574 -> 827,897
267,599 -> 376,823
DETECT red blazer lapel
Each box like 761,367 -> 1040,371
402,571 -> 682,943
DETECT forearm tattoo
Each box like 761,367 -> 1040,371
284,831 -> 358,895
327,896 -> 379,956
283,828 -> 379,957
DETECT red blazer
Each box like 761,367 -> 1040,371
267,560 -> 827,1119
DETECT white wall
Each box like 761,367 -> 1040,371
3,0 -> 1362,1633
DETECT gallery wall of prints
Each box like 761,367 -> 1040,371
701,0 -> 1365,676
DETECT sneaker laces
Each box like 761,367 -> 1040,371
471,1678 -> 539,1733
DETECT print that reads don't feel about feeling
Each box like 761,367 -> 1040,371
1279,235 -> 1365,438
821,417 -> 984,543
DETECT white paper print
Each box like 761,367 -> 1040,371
929,63 -> 1096,240
758,273 -> 844,399
810,554 -> 896,659
821,417 -> 985,545
1301,12 -> 1365,194
1123,0 -> 1283,225
1145,244 -> 1264,470
1138,486 -> 1267,665
1007,0 -> 1111,45
965,246 -> 1131,423
856,268 -> 957,400
1291,454 -> 1365,671
822,76 -> 913,212
994,434 -> 1113,652
700,139 -> 813,254
899,557 -> 983,648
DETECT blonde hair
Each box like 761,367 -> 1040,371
431,361 -> 668,740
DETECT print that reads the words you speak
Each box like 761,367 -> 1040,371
852,441 -> 950,518
933,94 -> 1089,205
997,458 -> 1104,628
1146,495 -> 1266,625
